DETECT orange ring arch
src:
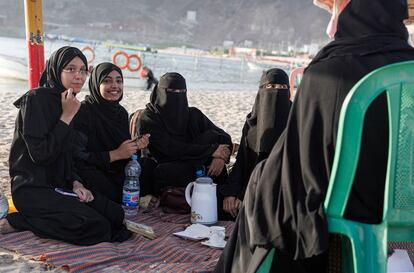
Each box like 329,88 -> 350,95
81,46 -> 96,64
127,54 -> 142,72
111,50 -> 129,70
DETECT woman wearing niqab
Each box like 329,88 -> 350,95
1,47 -> 131,245
73,62 -> 149,203
219,68 -> 291,218
215,0 -> 414,272
138,72 -> 232,196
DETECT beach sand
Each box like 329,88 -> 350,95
0,86 -> 256,272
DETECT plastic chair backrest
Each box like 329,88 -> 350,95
324,60 -> 414,234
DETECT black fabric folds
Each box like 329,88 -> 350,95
215,0 -> 414,272
138,72 -> 232,166
219,68 -> 291,199
10,46 -> 87,192
82,62 -> 130,151
73,62 -> 130,202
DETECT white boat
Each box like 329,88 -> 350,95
0,54 -> 28,81
122,75 -> 147,90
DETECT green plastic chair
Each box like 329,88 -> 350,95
256,60 -> 414,273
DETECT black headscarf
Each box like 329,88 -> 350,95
39,46 -> 87,91
11,46 -> 88,191
310,0 -> 411,66
147,72 -> 189,137
214,0 -> 414,272
82,62 -> 130,150
218,68 -> 291,200
246,68 -> 290,153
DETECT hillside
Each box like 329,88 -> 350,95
0,0 -> 331,50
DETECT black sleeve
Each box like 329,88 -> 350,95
219,134 -> 247,199
191,108 -> 233,147
20,95 -> 71,166
139,116 -> 218,161
73,105 -> 111,171
139,112 -> 218,163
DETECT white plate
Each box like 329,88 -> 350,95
201,240 -> 226,249
173,224 -> 211,241
173,231 -> 209,241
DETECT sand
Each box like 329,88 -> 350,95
0,85 -> 257,272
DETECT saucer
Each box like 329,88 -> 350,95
173,230 -> 208,241
173,224 -> 211,241
201,239 -> 226,249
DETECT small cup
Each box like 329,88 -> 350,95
209,226 -> 225,245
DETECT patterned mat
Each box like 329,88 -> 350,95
0,209 -> 233,273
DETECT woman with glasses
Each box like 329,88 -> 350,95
73,62 -> 150,203
1,47 -> 131,245
218,68 -> 291,220
137,72 -> 232,199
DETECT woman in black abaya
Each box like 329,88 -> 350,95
74,62 -> 149,203
138,72 -> 232,196
0,47 -> 131,245
215,0 -> 414,272
218,68 -> 291,218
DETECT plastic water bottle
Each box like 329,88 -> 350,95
122,154 -> 141,217
0,191 -> 8,219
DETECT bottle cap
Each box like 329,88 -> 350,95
196,166 -> 205,177
131,154 -> 138,160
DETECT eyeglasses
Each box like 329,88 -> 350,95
62,67 -> 89,76
166,88 -> 186,93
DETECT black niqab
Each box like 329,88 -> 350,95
219,68 -> 291,200
246,68 -> 290,153
148,72 -> 189,137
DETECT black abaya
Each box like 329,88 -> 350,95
74,62 -> 130,203
215,0 -> 414,272
219,68 -> 291,200
138,73 -> 232,195
7,47 -> 130,245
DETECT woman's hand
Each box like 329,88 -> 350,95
110,139 -> 139,162
207,157 -> 225,177
223,196 -> 242,218
73,181 -> 94,202
60,88 -> 81,125
137,134 -> 150,150
212,144 -> 231,162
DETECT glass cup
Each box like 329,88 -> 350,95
209,226 -> 225,246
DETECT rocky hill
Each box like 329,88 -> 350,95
0,0 -> 330,50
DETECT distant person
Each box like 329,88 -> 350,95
1,47 -> 131,245
141,66 -> 158,91
215,0 -> 414,272
218,68 -> 291,219
73,62 -> 150,203
137,72 -> 232,197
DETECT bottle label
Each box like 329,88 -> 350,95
122,190 -> 140,208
